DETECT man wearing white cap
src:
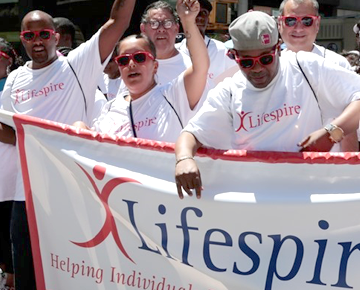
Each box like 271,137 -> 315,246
174,11 -> 360,199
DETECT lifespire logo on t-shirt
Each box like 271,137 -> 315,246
235,103 -> 301,132
14,82 -> 65,104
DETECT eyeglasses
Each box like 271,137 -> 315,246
20,29 -> 55,42
0,51 -> 10,60
279,15 -> 319,27
115,51 -> 155,67
146,19 -> 175,30
227,49 -> 276,69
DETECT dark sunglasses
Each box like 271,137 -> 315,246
20,29 -> 55,41
114,51 -> 155,67
279,15 -> 318,27
227,49 -> 276,69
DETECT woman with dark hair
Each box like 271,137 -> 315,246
75,0 -> 209,142
0,37 -> 23,290
0,38 -> 23,95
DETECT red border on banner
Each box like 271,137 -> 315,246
12,113 -> 360,290
14,113 -> 360,165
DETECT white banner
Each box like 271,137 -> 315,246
10,113 -> 360,290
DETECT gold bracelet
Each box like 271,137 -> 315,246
175,156 -> 194,166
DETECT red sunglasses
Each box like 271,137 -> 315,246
0,51 -> 10,60
115,51 -> 155,67
279,15 -> 319,27
227,49 -> 277,69
20,29 -> 55,42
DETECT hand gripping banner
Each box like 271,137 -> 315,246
6,111 -> 360,290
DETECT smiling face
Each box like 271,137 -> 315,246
140,8 -> 179,59
237,46 -> 280,88
196,8 -> 210,37
118,36 -> 158,100
278,0 -> 320,52
21,11 -> 59,69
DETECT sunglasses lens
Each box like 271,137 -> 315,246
39,30 -> 51,39
23,32 -> 35,41
240,59 -> 254,69
133,53 -> 147,63
117,56 -> 130,66
301,17 -> 314,26
285,17 -> 297,27
260,55 -> 273,65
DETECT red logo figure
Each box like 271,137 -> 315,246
235,111 -> 251,132
71,164 -> 140,263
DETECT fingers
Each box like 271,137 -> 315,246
176,182 -> 184,199
175,173 -> 202,199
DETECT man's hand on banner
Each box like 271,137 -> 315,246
298,128 -> 334,152
175,158 -> 202,199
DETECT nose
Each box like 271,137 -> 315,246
156,24 -> 166,32
128,58 -> 137,68
33,34 -> 43,45
251,60 -> 264,72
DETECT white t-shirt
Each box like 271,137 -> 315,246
156,50 -> 192,86
1,29 -> 109,201
102,74 -> 127,101
282,43 -> 352,70
93,73 -> 193,143
176,36 -> 237,86
0,89 -> 17,202
185,51 -> 360,151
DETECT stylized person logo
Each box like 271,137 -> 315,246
235,111 -> 251,132
71,164 -> 141,263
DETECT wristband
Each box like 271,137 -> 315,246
176,156 -> 194,165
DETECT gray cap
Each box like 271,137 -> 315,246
229,11 -> 278,51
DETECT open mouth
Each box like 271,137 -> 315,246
33,46 -> 45,53
156,36 -> 167,41
128,72 -> 140,78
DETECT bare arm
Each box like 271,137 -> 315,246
177,0 -> 210,109
175,131 -> 202,199
0,123 -> 16,145
99,0 -> 136,63
300,100 -> 360,151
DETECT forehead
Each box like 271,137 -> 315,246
148,8 -> 174,20
119,38 -> 150,54
283,0 -> 317,15
22,13 -> 54,31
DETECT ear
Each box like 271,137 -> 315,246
140,23 -> 146,33
315,16 -> 321,32
153,60 -> 159,75
278,18 -> 283,34
55,32 -> 60,46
